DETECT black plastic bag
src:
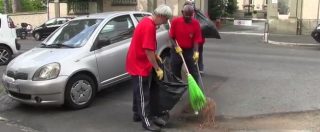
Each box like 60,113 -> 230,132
194,9 -> 221,39
155,63 -> 187,112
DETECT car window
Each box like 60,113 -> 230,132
45,19 -> 57,26
97,15 -> 134,46
56,18 -> 67,25
43,19 -> 103,48
133,13 -> 151,22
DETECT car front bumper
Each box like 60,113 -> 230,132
2,74 -> 68,105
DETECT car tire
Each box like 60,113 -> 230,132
0,45 -> 12,65
34,32 -> 42,41
64,74 -> 96,109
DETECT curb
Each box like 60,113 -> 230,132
267,40 -> 319,46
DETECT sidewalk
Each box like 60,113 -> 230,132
219,20 -> 319,46
267,34 -> 319,46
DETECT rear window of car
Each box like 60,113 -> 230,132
133,14 -> 151,22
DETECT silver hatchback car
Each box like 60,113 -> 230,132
2,11 -> 172,109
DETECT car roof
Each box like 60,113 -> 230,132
0,13 -> 7,17
73,11 -> 151,20
52,17 -> 74,19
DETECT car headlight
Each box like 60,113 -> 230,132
32,63 -> 60,81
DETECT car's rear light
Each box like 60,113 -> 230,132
9,21 -> 15,28
8,17 -> 15,28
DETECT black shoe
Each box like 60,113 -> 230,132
142,123 -> 161,132
133,114 -> 141,122
153,117 -> 167,127
160,111 -> 170,121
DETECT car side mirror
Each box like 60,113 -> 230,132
97,39 -> 111,49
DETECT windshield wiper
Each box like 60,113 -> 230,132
41,43 -> 74,48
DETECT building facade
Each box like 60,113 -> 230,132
267,0 -> 320,35
48,0 -> 208,19
235,0 -> 268,18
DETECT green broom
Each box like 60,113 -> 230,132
167,20 -> 206,112
186,71 -> 207,112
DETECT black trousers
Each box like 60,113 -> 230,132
131,73 -> 160,127
170,48 -> 198,83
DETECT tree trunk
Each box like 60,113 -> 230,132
3,0 -> 9,13
12,0 -> 21,13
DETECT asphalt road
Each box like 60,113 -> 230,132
2,24 -> 320,131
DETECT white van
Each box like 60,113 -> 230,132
0,14 -> 20,65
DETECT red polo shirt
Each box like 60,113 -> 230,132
126,17 -> 157,76
169,17 -> 203,48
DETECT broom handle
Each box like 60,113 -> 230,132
195,63 -> 205,91
167,20 -> 190,74
177,44 -> 190,74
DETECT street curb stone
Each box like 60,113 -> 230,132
267,40 -> 319,46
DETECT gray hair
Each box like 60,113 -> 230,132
153,5 -> 173,19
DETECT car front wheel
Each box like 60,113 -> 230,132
34,32 -> 42,41
0,46 -> 12,65
64,74 -> 96,109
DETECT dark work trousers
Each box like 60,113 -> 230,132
170,48 -> 198,83
131,73 -> 160,127
198,44 -> 204,71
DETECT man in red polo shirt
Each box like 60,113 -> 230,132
169,4 -> 202,82
126,5 -> 172,132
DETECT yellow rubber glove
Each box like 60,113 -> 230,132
175,46 -> 182,54
193,51 -> 199,63
156,68 -> 164,80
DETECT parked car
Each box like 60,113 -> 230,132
32,17 -> 73,41
311,24 -> 320,43
2,11 -> 171,109
0,13 -> 21,65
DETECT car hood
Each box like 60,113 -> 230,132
8,47 -> 83,70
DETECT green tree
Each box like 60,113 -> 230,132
208,0 -> 237,20
1,0 -> 10,13
208,0 -> 224,20
1,0 -> 46,13
225,0 -> 238,17
21,0 -> 46,12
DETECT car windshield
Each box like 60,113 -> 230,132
42,19 -> 103,48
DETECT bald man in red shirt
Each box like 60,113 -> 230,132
169,4 -> 202,82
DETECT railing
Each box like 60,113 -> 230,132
67,1 -> 89,15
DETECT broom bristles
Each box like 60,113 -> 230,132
187,74 -> 207,111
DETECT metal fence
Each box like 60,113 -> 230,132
67,1 -> 89,15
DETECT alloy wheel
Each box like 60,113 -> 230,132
70,80 -> 93,105
34,33 -> 41,41
0,46 -> 12,65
